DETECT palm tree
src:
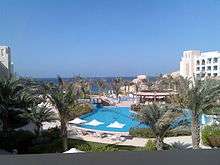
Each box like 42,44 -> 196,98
47,76 -> 79,151
0,77 -> 35,131
112,77 -> 124,101
96,79 -> 107,95
72,76 -> 91,98
20,104 -> 58,136
135,103 -> 182,150
156,75 -> 177,91
123,80 -> 132,94
170,77 -> 220,149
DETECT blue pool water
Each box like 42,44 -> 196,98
80,106 -> 147,132
79,106 -> 215,133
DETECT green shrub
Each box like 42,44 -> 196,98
0,130 -> 36,153
131,104 -> 142,112
29,139 -> 63,153
166,126 -> 191,137
90,144 -> 119,152
8,110 -> 29,129
145,140 -> 157,151
204,107 -> 220,115
129,128 -> 155,138
41,127 -> 61,140
75,144 -> 91,151
169,142 -> 191,150
70,103 -> 92,119
202,125 -> 220,147
129,126 -> 191,138
103,145 -> 119,152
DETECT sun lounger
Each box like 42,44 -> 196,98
107,135 -> 125,142
119,136 -> 126,142
121,135 -> 133,140
91,132 -> 108,138
75,129 -> 88,136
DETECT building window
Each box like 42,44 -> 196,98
207,66 -> 211,71
213,58 -> 218,63
202,67 -> 205,71
214,66 -> 218,70
196,74 -> 200,78
207,73 -> 211,77
196,67 -> 200,71
202,59 -> 205,65
196,60 -> 200,65
207,58 -> 212,64
213,73 -> 218,77
201,73 -> 205,78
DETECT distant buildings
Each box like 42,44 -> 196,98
132,75 -> 147,84
163,71 -> 180,79
0,46 -> 13,78
180,50 -> 220,79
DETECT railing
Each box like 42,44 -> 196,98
0,150 -> 220,165
0,62 -> 9,78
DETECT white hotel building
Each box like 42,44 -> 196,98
0,46 -> 13,78
180,50 -> 220,79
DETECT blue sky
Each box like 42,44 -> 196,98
1,0 -> 220,78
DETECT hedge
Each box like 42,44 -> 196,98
129,126 -> 191,138
0,130 -> 36,153
201,125 -> 220,147
145,140 -> 157,151
28,138 -> 142,153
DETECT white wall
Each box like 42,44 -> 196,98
0,46 -> 11,78
180,50 -> 201,78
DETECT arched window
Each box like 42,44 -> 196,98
202,59 -> 205,65
196,60 -> 200,65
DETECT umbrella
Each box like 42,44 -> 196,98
107,121 -> 125,128
63,148 -> 84,153
201,114 -> 207,125
69,118 -> 87,124
85,119 -> 104,126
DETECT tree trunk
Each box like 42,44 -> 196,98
118,96 -> 121,103
156,136 -> 164,150
191,110 -> 200,149
168,83 -> 171,89
35,124 -> 42,137
2,111 -> 9,132
61,120 -> 68,151
35,125 -> 40,137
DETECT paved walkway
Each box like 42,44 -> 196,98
69,134 -> 210,149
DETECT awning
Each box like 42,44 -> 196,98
63,148 -> 84,153
68,118 -> 87,124
85,119 -> 104,126
107,121 -> 125,129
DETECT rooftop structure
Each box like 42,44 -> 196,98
135,90 -> 176,103
163,71 -> 180,78
132,74 -> 147,84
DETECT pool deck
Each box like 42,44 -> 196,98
116,100 -> 134,107
68,134 -> 210,149
69,125 -> 129,136
68,102 -> 210,149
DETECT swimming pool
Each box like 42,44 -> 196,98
78,106 -> 216,133
79,106 -> 147,132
